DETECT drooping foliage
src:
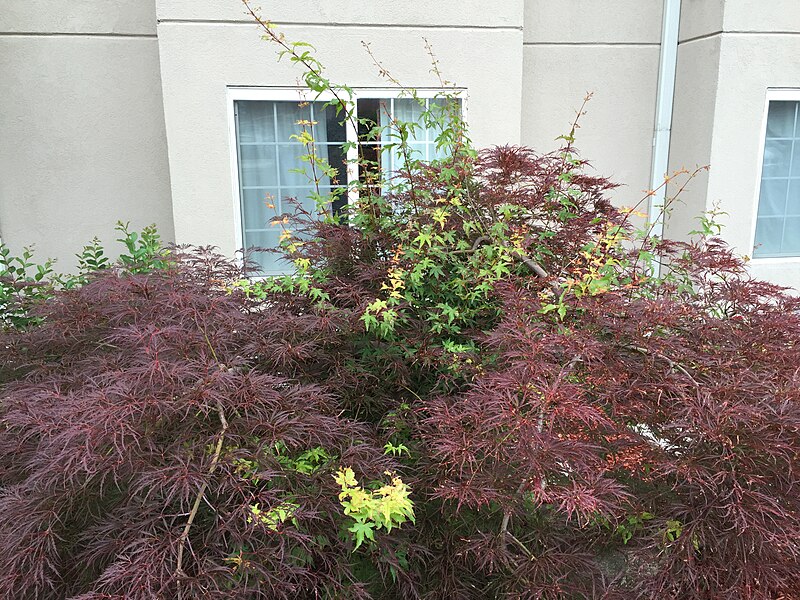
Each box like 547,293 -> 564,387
255,138 -> 800,599
2,133 -> 799,598
0,249 -> 412,599
2,11 -> 800,594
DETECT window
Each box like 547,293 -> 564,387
233,99 -> 346,274
230,90 -> 461,274
754,96 -> 800,258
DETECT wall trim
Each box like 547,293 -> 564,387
522,41 -> 659,48
157,19 -> 522,32
680,30 -> 800,45
0,32 -> 156,39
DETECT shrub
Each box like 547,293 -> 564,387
0,222 -> 166,331
0,249 -> 411,599
251,141 -> 800,599
3,138 -> 798,598
2,9 -> 799,598
0,244 -> 55,330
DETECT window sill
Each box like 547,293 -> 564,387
749,256 -> 800,264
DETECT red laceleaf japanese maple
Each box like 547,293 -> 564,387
1,143 -> 799,599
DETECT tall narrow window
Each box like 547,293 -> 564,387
754,99 -> 800,258
233,93 -> 461,274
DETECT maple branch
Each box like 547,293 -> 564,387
500,479 -> 528,547
450,236 -> 491,255
175,399 -> 228,599
624,345 -> 700,388
506,532 -> 534,559
512,247 -> 550,281
449,235 -> 561,294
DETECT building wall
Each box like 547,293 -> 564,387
0,0 -> 174,271
666,0 -> 800,290
156,0 -> 524,256
662,1 -> 722,245
2,0 -> 798,289
521,0 -> 663,209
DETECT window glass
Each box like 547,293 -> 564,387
754,100 -> 800,257
235,100 -> 346,274
235,96 -> 461,273
356,96 -> 461,190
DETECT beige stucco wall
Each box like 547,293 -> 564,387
156,0 -> 522,28
156,1 -> 524,255
722,0 -> 800,34
662,32 -> 721,245
666,0 -> 800,290
0,0 -> 174,271
708,32 -> 800,290
3,0 -> 797,290
677,0 -> 724,43
521,0 -> 662,209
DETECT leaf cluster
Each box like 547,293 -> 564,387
334,467 -> 415,550
231,131 -> 800,599
0,222 -> 167,331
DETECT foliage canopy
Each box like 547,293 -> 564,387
1,10 -> 799,599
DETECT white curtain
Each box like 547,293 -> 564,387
237,100 -> 335,274
380,97 -> 459,174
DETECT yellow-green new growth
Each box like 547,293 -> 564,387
333,467 -> 415,550
247,501 -> 299,532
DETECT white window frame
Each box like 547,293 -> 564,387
750,88 -> 800,264
226,86 -> 466,256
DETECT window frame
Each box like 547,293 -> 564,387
226,86 -> 466,262
750,88 -> 800,263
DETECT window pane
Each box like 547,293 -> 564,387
430,96 -> 460,112
239,145 -> 278,188
783,216 -> 800,255
359,96 -> 463,181
243,230 -> 284,274
757,178 -> 789,217
310,187 -> 341,214
755,100 -> 800,257
394,142 -> 427,168
393,98 -> 425,139
766,101 -> 796,138
393,98 -> 428,145
236,99 -> 358,274
277,144 -> 311,187
280,187 -> 316,214
428,97 -> 458,136
237,102 -> 276,143
275,102 -> 312,141
316,103 -> 347,143
312,145 -> 338,188
754,217 -> 784,257
356,98 -> 384,140
431,141 -> 450,161
242,188 -> 280,230
762,139 -> 792,177
787,179 -> 800,216
324,142 -> 347,186
792,146 -> 800,177
277,142 -> 337,188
